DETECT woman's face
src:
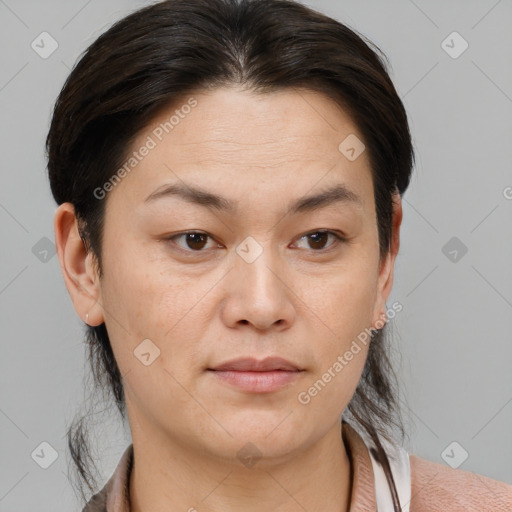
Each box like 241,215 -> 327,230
74,86 -> 400,461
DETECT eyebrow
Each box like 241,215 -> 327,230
144,182 -> 363,215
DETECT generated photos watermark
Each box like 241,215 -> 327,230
93,97 -> 198,200
297,300 -> 403,405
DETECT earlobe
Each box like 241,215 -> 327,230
54,203 -> 104,326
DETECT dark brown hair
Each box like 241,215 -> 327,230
46,0 -> 414,508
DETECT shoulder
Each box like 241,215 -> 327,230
409,453 -> 512,511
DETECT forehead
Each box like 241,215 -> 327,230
109,86 -> 373,208
143,86 -> 361,158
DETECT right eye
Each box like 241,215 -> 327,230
164,231 -> 222,252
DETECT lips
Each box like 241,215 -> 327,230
208,357 -> 304,393
208,356 -> 302,372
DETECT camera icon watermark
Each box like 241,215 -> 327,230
338,134 -> 365,161
31,441 -> 59,469
441,441 -> 469,469
237,442 -> 262,468
31,31 -> 58,59
442,236 -> 468,263
236,236 -> 263,264
32,236 -> 56,263
134,338 -> 161,366
441,31 -> 468,59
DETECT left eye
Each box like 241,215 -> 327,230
294,230 -> 345,251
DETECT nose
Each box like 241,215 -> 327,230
220,239 -> 296,332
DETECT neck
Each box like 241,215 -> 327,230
129,420 -> 352,512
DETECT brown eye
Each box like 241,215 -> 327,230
168,232 -> 216,251
295,230 -> 344,251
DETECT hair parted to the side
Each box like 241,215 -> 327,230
46,0 -> 415,509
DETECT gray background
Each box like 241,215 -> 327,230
1,0 -> 511,510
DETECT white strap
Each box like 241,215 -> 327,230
350,422 -> 411,512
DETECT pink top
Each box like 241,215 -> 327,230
82,421 -> 512,511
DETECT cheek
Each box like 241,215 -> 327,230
295,271 -> 374,419
99,241 -> 216,373
101,231 -> 177,324
295,257 -> 377,396
298,261 -> 378,340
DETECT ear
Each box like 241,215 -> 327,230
54,203 -> 104,326
371,192 -> 402,331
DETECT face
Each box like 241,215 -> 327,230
60,86 -> 400,463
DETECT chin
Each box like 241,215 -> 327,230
226,418 -> 306,453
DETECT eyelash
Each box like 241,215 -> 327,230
163,229 -> 346,254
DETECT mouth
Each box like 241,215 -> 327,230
207,357 -> 304,393
208,356 -> 303,372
